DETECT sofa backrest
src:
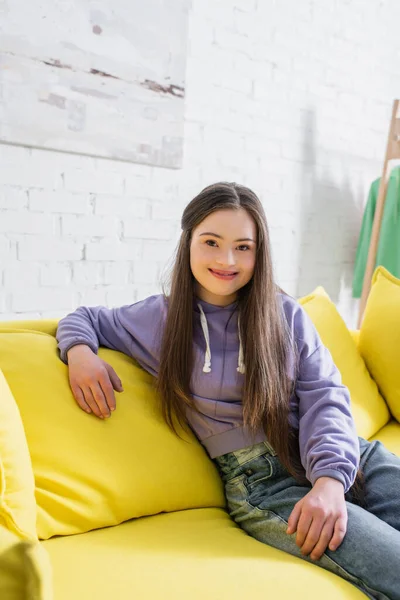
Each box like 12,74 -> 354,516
0,323 -> 225,540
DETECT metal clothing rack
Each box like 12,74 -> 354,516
357,99 -> 400,328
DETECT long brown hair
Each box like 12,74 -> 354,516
156,182 -> 305,480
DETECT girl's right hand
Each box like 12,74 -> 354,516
66,344 -> 124,419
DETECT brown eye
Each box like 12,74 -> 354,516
205,240 -> 218,247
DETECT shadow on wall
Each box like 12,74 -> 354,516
295,109 -> 364,304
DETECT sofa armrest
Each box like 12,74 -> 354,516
0,523 -> 52,600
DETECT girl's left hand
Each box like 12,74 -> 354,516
286,476 -> 347,561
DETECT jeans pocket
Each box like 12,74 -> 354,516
242,454 -> 274,490
266,454 -> 291,480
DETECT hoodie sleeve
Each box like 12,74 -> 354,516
289,301 -> 359,493
56,294 -> 167,376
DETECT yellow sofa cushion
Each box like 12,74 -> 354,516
0,369 -> 37,540
0,329 -> 225,540
0,319 -> 58,337
370,420 -> 400,455
43,508 -> 364,600
360,266 -> 400,422
0,523 -> 52,600
349,330 -> 360,347
299,287 -> 389,439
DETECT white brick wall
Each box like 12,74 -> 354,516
1,0 -> 400,327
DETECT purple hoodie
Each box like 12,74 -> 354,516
56,293 -> 360,492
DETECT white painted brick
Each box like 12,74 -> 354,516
95,157 -> 152,179
79,288 -> 109,307
243,136 -> 281,157
41,309 -> 74,320
134,283 -> 163,302
0,311 -> 42,321
40,263 -> 72,286
103,262 -> 131,285
29,189 -> 91,214
61,214 -> 118,237
85,240 -> 142,261
0,187 -> 28,209
64,169 -> 124,195
0,144 -> 31,164
233,55 -> 274,82
191,3 -> 236,31
186,15 -> 215,53
182,138 -> 211,164
132,261 -> 160,285
214,71 -> 252,95
183,121 -> 204,143
150,181 -> 180,203
219,110 -> 255,135
18,237 -> 83,261
106,287 -> 137,308
0,292 -> 7,313
142,240 -> 177,262
253,42 -> 293,70
0,235 -> 11,260
233,0 -> 257,12
3,262 -> 40,288
214,28 -> 253,56
0,210 -> 55,235
203,127 -> 245,149
1,0 -> 399,327
151,200 -> 184,220
252,81 -> 290,104
94,195 -> 147,218
123,218 -> 173,240
73,262 -> 103,286
30,147 -> 96,172
233,7 -> 266,38
0,162 -> 62,189
124,175 -> 179,201
11,288 -> 75,312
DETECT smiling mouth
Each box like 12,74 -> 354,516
209,268 -> 238,278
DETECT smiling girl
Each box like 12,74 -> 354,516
57,182 -> 400,599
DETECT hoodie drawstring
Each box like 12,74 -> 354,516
237,314 -> 246,374
198,303 -> 212,373
197,303 -> 245,375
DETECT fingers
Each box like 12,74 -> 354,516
301,514 -> 346,561
89,383 -> 111,418
71,381 -> 109,419
286,481 -> 348,562
295,510 -> 313,549
329,515 -> 347,551
307,520 -> 334,561
70,374 -> 118,418
83,387 -> 106,419
99,375 -> 117,413
71,384 -> 92,414
68,356 -> 122,418
287,501 -> 302,535
106,365 -> 123,393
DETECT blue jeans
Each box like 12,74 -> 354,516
213,437 -> 400,599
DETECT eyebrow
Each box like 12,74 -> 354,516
199,232 -> 256,243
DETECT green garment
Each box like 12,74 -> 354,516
352,166 -> 400,298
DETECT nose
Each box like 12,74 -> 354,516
215,248 -> 236,268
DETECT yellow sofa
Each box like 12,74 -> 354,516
0,267 -> 399,600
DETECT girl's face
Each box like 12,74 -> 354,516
190,208 -> 257,306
